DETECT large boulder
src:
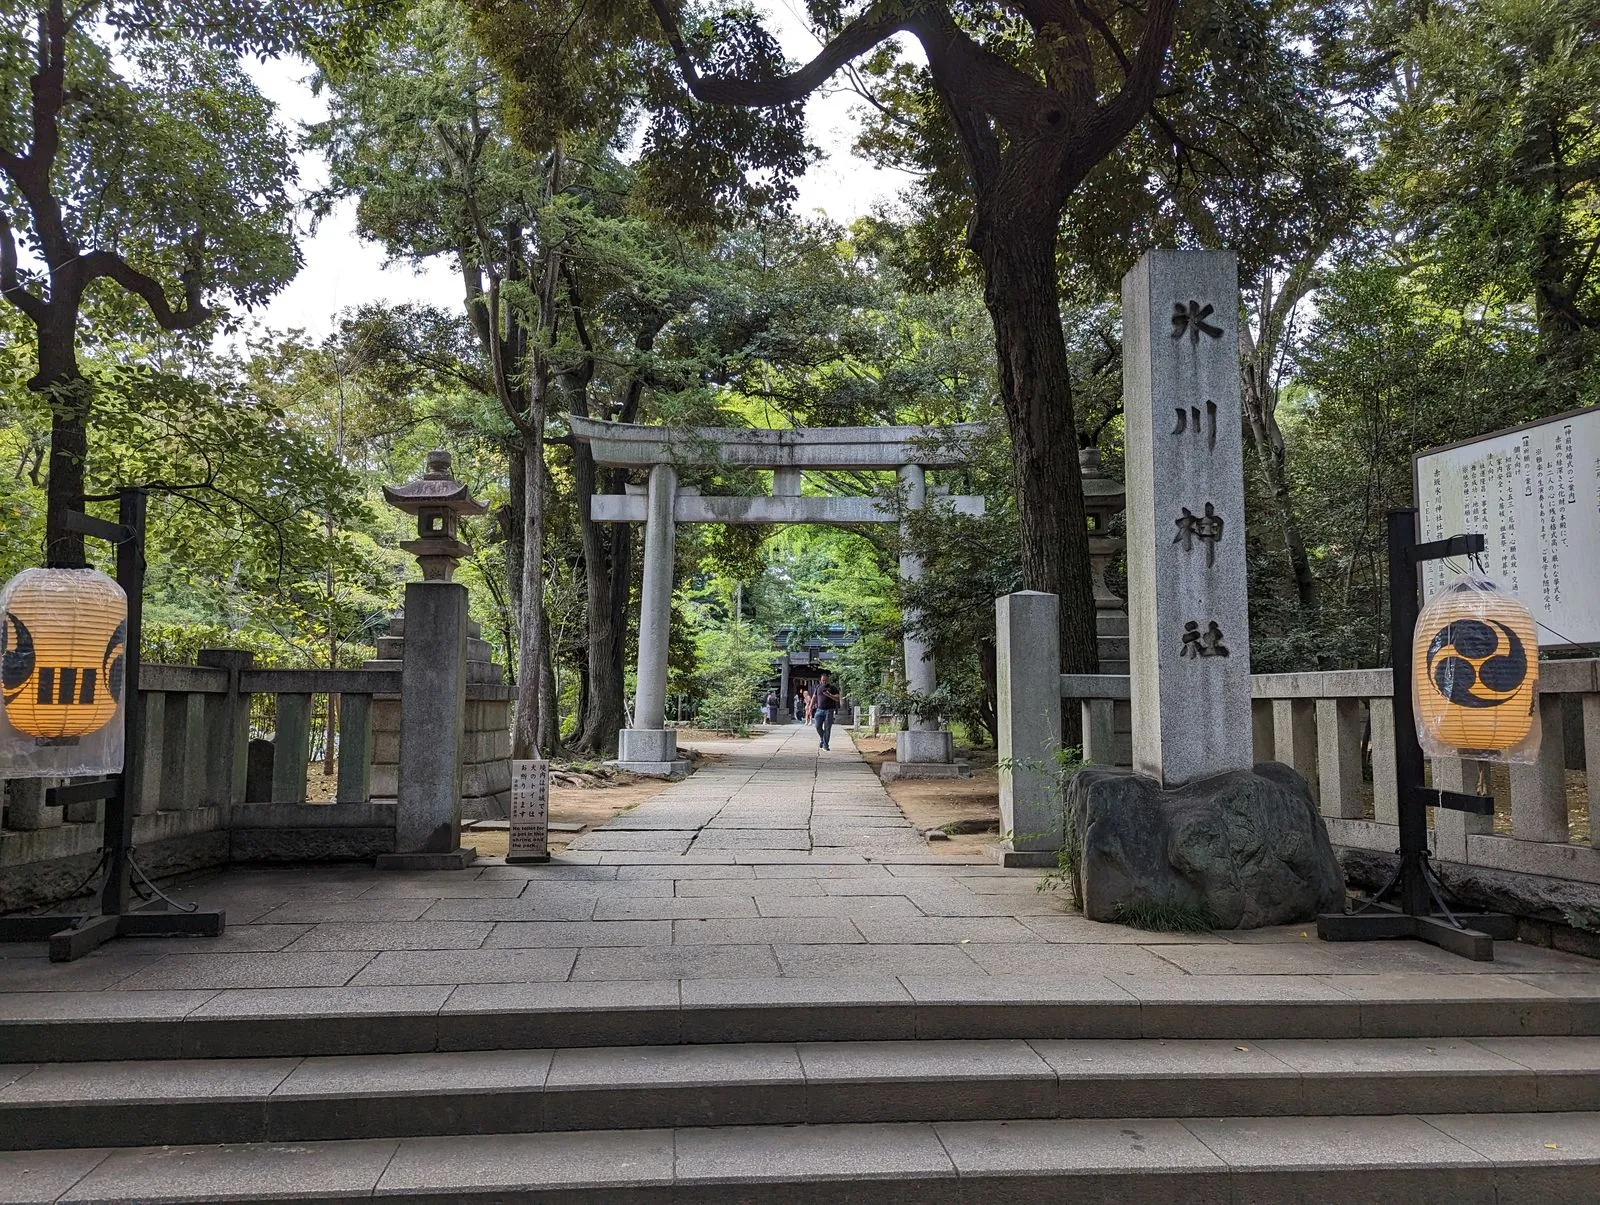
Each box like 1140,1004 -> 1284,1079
1070,761 -> 1344,929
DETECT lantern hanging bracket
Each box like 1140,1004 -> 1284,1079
1405,785 -> 1496,816
1317,510 -> 1515,961
43,778 -> 119,807
59,509 -> 132,546
1405,532 -> 1484,567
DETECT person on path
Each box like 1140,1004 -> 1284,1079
764,690 -> 778,723
813,671 -> 841,751
802,687 -> 815,724
793,691 -> 805,722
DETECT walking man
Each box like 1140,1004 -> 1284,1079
813,671 -> 841,751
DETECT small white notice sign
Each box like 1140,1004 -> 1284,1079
1415,408 -> 1600,649
507,759 -> 549,864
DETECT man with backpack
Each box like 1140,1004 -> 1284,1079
813,671 -> 841,751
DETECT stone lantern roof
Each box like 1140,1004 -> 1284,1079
383,450 -> 487,582
382,449 -> 490,514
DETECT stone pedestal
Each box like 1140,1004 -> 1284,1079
367,614 -> 512,819
1071,763 -> 1343,928
379,581 -> 475,869
615,727 -> 688,778
896,730 -> 953,763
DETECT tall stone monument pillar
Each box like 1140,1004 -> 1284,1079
1059,250 -> 1342,929
616,463 -> 688,775
1123,250 -> 1252,787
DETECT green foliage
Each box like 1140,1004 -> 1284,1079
1110,899 -> 1222,933
1019,745 -> 1086,906
692,612 -> 771,734
1378,0 -> 1600,379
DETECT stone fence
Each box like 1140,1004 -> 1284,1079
0,644 -> 513,911
1043,661 -> 1600,942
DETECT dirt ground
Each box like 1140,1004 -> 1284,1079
468,776 -> 673,859
852,733 -> 1003,859
464,734 -> 743,858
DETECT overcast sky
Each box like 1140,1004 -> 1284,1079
246,5 -> 914,340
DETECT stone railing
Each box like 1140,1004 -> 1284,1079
0,645 -> 510,910
1053,661 -> 1600,933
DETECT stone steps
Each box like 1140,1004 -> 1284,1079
7,1112 -> 1599,1202
5,975 -> 1597,1063
2,1035 -> 1598,1152
5,978 -> 1598,1063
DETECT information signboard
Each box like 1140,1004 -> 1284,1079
507,758 -> 549,864
1414,407 -> 1600,649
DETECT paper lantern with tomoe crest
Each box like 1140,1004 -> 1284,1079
1,568 -> 127,742
1413,576 -> 1540,759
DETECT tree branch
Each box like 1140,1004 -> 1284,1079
905,7 -> 1067,138
1015,0 -> 1096,111
0,209 -> 46,323
1078,0 -> 1179,164
79,248 -> 211,330
647,0 -> 909,106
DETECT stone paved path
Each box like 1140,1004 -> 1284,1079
566,725 -> 928,857
2,725 -> 1599,1008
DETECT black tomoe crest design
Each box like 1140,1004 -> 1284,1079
1425,618 -> 1528,709
1,612 -> 33,703
104,620 -> 126,704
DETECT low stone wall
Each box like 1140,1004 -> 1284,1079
0,801 -> 398,912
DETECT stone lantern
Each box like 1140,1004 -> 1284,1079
382,450 -> 487,582
1079,445 -> 1126,615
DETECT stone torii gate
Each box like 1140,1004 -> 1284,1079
570,417 -> 985,777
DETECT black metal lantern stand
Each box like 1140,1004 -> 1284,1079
0,489 -> 226,961
1316,509 -> 1518,960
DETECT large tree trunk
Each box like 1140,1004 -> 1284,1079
1241,365 -> 1316,608
571,442 -> 627,755
37,313 -> 88,567
505,443 -> 525,621
511,431 -> 546,759
538,606 -> 559,753
973,218 -> 1098,678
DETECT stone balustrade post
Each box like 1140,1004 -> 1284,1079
271,694 -> 312,804
336,693 -> 372,804
996,590 -> 1063,863
198,649 -> 254,807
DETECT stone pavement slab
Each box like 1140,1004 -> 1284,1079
4,724 -> 1599,1030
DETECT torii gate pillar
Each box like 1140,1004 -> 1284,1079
616,463 -> 688,775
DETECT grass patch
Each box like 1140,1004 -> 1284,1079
1110,899 -> 1220,933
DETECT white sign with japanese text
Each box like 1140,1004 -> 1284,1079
507,758 -> 549,864
1415,408 -> 1600,649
